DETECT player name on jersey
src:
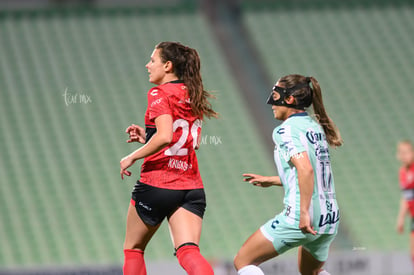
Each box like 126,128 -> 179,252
167,158 -> 193,172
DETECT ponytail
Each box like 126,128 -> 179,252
279,74 -> 342,147
181,48 -> 218,119
309,77 -> 343,147
155,42 -> 218,120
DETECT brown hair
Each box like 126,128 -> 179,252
279,74 -> 343,147
155,42 -> 218,119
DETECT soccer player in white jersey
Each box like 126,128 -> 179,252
234,74 -> 343,275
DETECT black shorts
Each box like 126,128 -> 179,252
131,181 -> 207,227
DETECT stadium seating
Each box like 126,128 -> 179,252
1,0 -> 414,270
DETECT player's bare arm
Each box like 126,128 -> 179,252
243,173 -> 282,187
396,197 -> 408,234
291,152 -> 317,235
120,114 -> 173,179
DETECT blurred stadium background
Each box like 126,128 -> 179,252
0,0 -> 413,274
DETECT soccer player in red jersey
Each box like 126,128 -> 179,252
120,42 -> 217,275
396,140 -> 414,270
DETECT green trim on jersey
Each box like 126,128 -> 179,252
272,112 -> 339,234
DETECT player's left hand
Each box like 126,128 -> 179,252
120,155 -> 135,180
126,124 -> 146,144
299,211 -> 317,235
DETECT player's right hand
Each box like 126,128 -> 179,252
243,173 -> 274,188
126,124 -> 146,144
120,155 -> 135,180
299,211 -> 317,235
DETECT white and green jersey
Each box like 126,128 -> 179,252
272,112 -> 339,234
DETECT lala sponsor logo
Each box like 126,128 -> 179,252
319,209 -> 340,227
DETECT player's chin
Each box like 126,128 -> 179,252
272,110 -> 279,119
148,75 -> 160,85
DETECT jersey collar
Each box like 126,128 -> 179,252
288,112 -> 308,118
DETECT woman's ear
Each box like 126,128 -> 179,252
164,61 -> 173,73
285,95 -> 296,105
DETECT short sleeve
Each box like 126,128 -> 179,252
273,125 -> 306,160
147,88 -> 173,122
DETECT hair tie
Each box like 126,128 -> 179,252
306,77 -> 311,83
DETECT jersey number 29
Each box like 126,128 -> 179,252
165,119 -> 202,156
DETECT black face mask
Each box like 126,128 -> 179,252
266,82 -> 312,110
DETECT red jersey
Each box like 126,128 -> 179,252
139,81 -> 203,190
400,162 -> 414,217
